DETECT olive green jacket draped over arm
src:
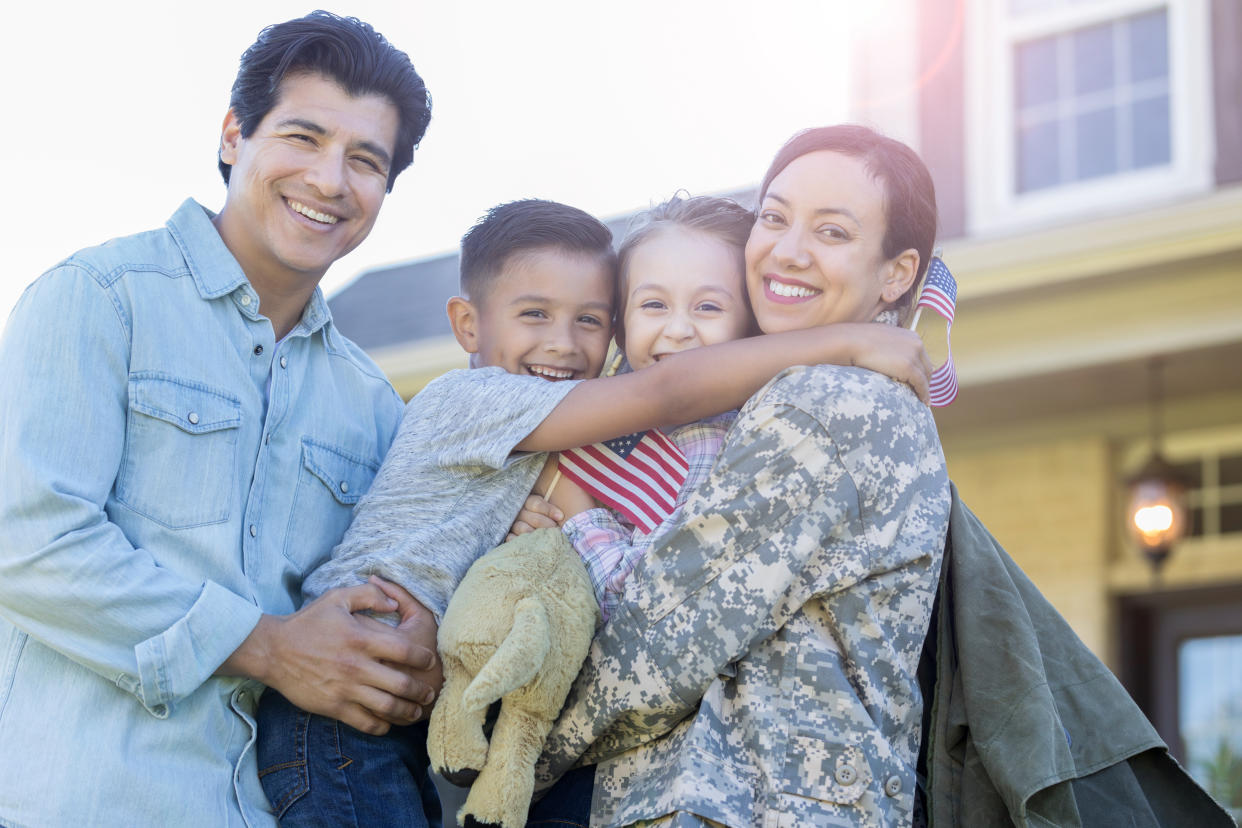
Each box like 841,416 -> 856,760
923,486 -> 1233,827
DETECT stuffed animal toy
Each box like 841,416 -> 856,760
428,527 -> 600,828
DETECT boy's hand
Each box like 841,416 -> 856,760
845,323 -> 933,405
507,493 -> 562,540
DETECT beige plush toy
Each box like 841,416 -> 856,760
428,527 -> 600,828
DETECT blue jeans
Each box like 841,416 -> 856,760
527,764 -> 595,828
257,689 -> 441,828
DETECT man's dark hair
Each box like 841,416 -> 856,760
759,124 -> 938,315
459,199 -> 617,305
218,10 -> 431,192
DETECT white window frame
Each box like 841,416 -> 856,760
964,0 -> 1214,236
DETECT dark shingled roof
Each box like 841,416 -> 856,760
328,189 -> 757,352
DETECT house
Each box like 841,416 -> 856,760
850,0 -> 1242,809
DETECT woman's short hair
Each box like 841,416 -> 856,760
758,125 -> 938,313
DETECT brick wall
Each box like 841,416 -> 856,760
946,437 -> 1113,659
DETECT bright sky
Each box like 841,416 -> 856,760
2,1 -> 864,331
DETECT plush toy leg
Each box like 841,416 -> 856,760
459,704 -> 554,828
428,653 -> 489,786
459,597 -> 550,713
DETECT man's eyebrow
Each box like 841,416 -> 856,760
275,118 -> 392,168
276,117 -> 327,135
353,139 -> 392,169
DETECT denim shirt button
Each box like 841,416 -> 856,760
339,481 -> 349,494
248,524 -> 257,538
835,764 -> 858,786
279,356 -> 287,369
187,412 -> 199,425
253,344 -> 263,356
239,294 -> 252,306
884,775 -> 902,797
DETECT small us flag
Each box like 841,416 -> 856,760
916,257 -> 959,407
558,429 -> 689,533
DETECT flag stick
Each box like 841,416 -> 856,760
543,467 -> 562,499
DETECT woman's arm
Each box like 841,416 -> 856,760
516,322 -> 930,452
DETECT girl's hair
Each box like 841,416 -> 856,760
615,193 -> 756,322
758,125 -> 938,316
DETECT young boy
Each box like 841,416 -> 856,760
257,198 -> 931,826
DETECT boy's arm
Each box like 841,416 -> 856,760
516,321 -> 930,452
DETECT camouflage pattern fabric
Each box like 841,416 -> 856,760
535,363 -> 951,827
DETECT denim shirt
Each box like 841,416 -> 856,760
0,199 -> 403,827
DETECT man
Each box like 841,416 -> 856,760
0,12 -> 440,826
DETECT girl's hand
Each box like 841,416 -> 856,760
845,323 -> 933,405
505,457 -> 602,541
548,473 -> 600,520
507,493 -> 563,540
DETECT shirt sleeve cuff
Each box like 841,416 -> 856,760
133,581 -> 262,716
561,508 -> 623,541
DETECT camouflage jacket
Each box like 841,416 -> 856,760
535,363 -> 951,827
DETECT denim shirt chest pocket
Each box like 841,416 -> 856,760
118,373 -> 241,528
282,438 -> 380,574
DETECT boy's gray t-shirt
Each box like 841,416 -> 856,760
301,366 -> 579,620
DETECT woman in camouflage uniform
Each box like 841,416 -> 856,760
532,125 -> 951,827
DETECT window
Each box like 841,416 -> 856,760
965,0 -> 1213,234
1174,451 -> 1242,539
1014,9 -> 1170,192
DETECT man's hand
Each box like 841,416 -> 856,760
366,576 -> 443,713
217,580 -> 439,734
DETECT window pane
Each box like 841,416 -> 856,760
1178,636 -> 1242,815
1221,503 -> 1242,535
1173,460 -> 1203,490
1018,119 -> 1061,192
1219,454 -> 1242,487
1131,94 -> 1171,169
1016,38 -> 1059,108
1073,22 -> 1114,95
1129,10 -> 1169,84
1076,107 -> 1118,180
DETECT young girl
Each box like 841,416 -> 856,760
517,194 -> 766,825
537,193 -> 759,621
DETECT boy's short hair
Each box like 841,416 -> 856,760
459,199 -> 617,304
219,10 -> 431,192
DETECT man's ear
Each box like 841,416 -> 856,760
881,248 -> 920,304
219,109 -> 243,167
446,296 -> 480,354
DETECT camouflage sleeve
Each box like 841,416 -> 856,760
537,375 -> 867,784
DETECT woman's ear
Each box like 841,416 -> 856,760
446,296 -> 480,354
881,248 -> 921,304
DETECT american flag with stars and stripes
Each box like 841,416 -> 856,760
558,429 -> 689,533
916,257 -> 959,407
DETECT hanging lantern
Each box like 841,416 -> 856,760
1125,359 -> 1189,574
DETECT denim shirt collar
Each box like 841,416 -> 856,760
165,198 -> 333,338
